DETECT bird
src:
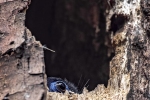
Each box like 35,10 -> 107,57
47,77 -> 79,94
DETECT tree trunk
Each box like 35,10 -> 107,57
0,0 -> 150,100
47,0 -> 150,99
0,1 -> 46,100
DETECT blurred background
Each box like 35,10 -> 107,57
25,0 -> 114,91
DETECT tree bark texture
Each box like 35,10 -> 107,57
46,0 -> 150,99
0,0 -> 46,100
0,0 -> 150,100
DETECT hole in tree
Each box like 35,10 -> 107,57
25,0 -> 114,91
9,41 -> 14,45
109,14 -> 129,33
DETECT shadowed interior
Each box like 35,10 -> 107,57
25,0 -> 114,91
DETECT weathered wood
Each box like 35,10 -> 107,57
46,0 -> 150,99
0,0 -> 150,100
0,0 -> 46,100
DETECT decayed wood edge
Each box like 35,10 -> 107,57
46,0 -> 146,100
0,0 -> 147,100
0,0 -> 46,100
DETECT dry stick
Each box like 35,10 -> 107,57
42,45 -> 55,52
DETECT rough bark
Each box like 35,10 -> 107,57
0,0 -> 150,100
0,0 -> 46,100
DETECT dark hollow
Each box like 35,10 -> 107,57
110,14 -> 128,34
25,0 -> 114,91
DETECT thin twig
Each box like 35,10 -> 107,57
42,45 -> 55,52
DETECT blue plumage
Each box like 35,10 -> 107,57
47,77 -> 79,94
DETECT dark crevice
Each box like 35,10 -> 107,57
2,48 -> 14,56
27,56 -> 30,70
25,0 -> 113,91
9,41 -> 14,45
2,93 -> 9,100
15,43 -> 26,59
41,92 -> 45,100
110,14 -> 129,33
